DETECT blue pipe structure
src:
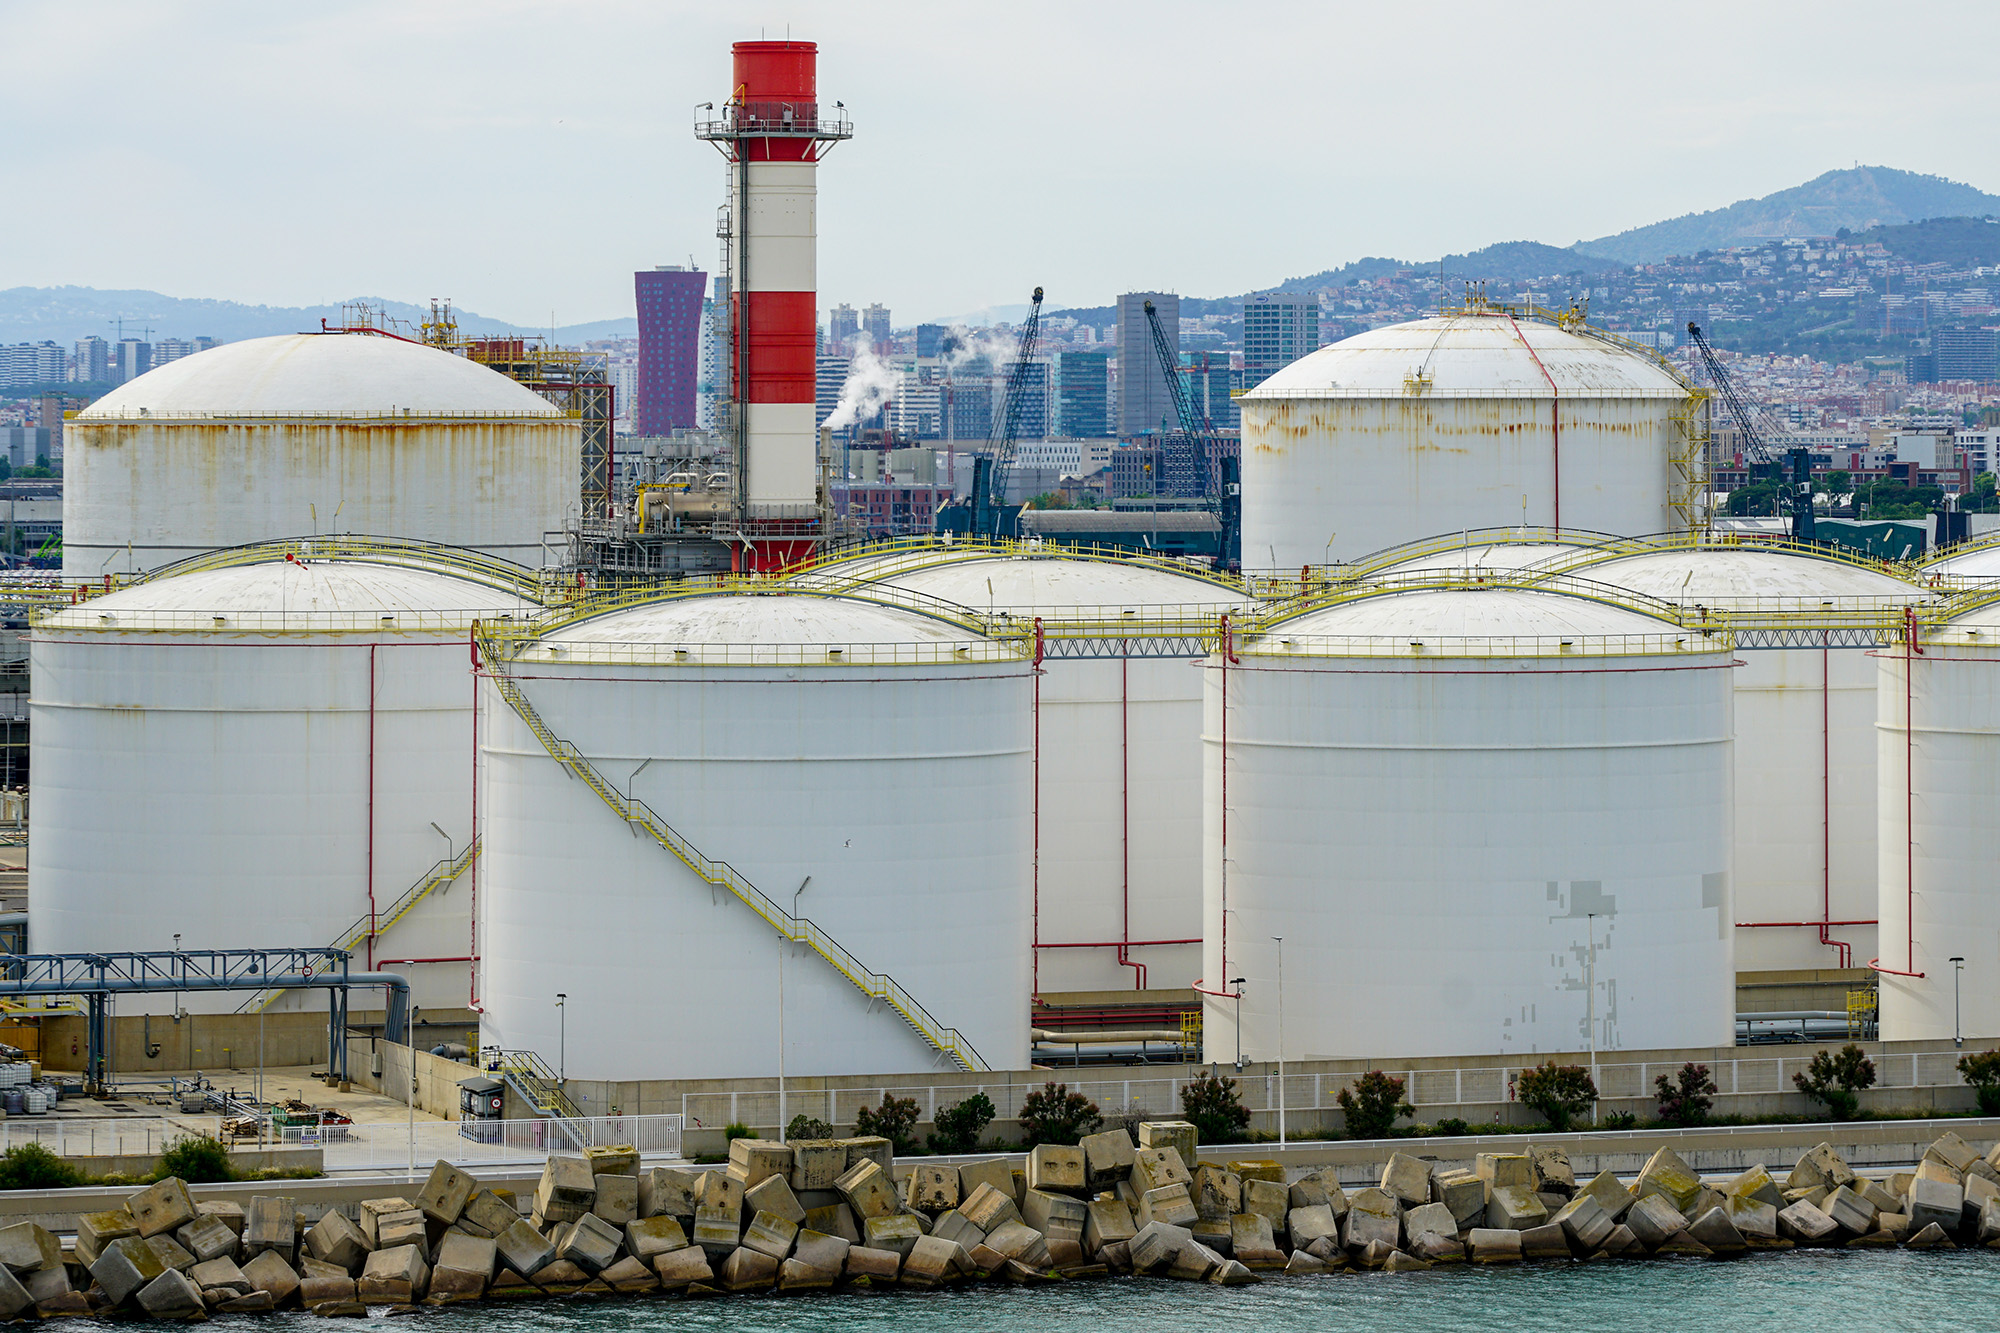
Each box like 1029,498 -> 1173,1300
0,949 -> 408,1093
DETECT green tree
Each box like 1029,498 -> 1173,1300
854,1095 -> 920,1156
1820,469 -> 1852,510
1726,480 -> 1783,516
1178,1070 -> 1251,1145
1793,1043 -> 1876,1120
1336,1071 -> 1412,1140
1957,1050 -> 2000,1115
1654,1063 -> 1718,1127
1019,1081 -> 1101,1146
158,1134 -> 234,1184
926,1094 -> 996,1155
1516,1062 -> 1598,1131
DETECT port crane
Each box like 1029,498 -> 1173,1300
1686,321 -> 1814,543
1143,300 -> 1240,569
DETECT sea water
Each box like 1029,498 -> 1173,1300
160,1250 -> 2000,1331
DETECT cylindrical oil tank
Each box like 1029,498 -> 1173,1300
1922,540 -> 2000,582
1876,600 -> 2000,1041
844,551 -> 1253,996
1238,312 -> 1700,570
30,546 -> 537,1017
1203,587 -> 1736,1062
1557,545 -> 1929,974
64,333 -> 579,577
477,592 -> 1033,1080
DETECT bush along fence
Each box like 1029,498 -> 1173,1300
17,1119 -> 2000,1318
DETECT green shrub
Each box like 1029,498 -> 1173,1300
1517,1062 -> 1597,1131
1793,1043 -> 1876,1121
785,1115 -> 836,1142
1601,1111 -> 1638,1130
1336,1071 -> 1412,1141
1179,1071 -> 1252,1145
157,1133 -> 234,1184
855,1095 -> 921,1156
1434,1117 -> 1471,1136
0,1142 -> 83,1191
1958,1050 -> 2000,1115
723,1122 -> 756,1142
1655,1063 -> 1718,1127
1019,1082 -> 1101,1147
927,1094 -> 997,1155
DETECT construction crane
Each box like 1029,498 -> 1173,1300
1686,322 -> 1814,542
1143,300 -> 1240,569
984,287 -> 1045,518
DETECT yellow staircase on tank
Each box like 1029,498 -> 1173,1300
476,632 -> 990,1074
235,841 -> 480,1015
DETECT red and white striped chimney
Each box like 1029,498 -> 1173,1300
699,40 -> 849,569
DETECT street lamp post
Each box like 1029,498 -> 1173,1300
1586,913 -> 1598,1123
1230,978 -> 1247,1073
779,877 -> 811,1142
1272,936 -> 1285,1148
555,993 -> 566,1088
1952,957 -> 1966,1048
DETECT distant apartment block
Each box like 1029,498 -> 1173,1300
1056,351 -> 1110,438
1935,328 -> 1998,382
72,336 -> 109,382
997,360 -> 1050,440
828,304 -> 859,351
1243,290 -> 1318,384
1186,355 -> 1241,430
815,355 -> 849,430
915,324 -> 946,358
1116,292 -> 1178,437
863,304 -> 891,351
0,343 -> 63,389
634,266 -> 708,435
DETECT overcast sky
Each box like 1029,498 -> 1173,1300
5,0 -> 1997,328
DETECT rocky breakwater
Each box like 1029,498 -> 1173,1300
17,1124 -> 2000,1318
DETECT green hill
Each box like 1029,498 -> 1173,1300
1577,166 -> 2000,263
1275,240 -> 1624,292
1854,215 -> 2000,267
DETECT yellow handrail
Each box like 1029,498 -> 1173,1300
476,629 -> 991,1073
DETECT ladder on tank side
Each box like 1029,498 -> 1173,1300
234,842 -> 480,1015
475,633 -> 990,1074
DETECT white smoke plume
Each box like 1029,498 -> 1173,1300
822,340 -> 899,432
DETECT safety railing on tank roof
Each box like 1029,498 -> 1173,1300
1332,526 -> 1644,580
72,408 -> 564,422
489,635 -> 1030,669
787,534 -> 1248,598
1260,567 -> 1699,625
1538,530 -> 1929,582
510,576 -> 999,643
30,605 -> 525,636
130,535 -> 548,601
1236,630 -> 1729,661
473,631 -> 992,1074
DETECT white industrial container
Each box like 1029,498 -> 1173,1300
1203,587 -> 1736,1062
818,549 -> 1252,995
477,592 -> 1034,1080
1876,599 -> 2000,1041
1238,312 -> 1700,570
30,548 -> 536,1016
1559,545 -> 1929,973
63,333 -> 579,576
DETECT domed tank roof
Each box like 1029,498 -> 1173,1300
1565,547 -> 1925,607
77,334 -> 562,420
1243,313 -> 1688,400
1923,541 -> 2000,577
1271,588 -> 1677,642
875,555 -> 1250,611
542,592 -> 1000,664
41,557 -> 536,631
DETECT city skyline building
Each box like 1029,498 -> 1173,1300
863,303 -> 890,351
828,303 -> 858,351
1243,290 -> 1319,384
1116,292 -> 1178,437
634,265 -> 708,435
1056,351 -> 1110,438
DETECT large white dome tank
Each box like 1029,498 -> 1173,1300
1203,586 -> 1736,1063
30,543 -> 537,1017
477,591 -> 1034,1080
858,551 -> 1251,996
1238,309 -> 1701,570
1876,599 -> 2000,1041
64,333 -> 579,576
1558,544 -> 1929,973
1922,540 -> 2000,581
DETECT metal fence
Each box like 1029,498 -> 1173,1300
683,1054 -> 1972,1131
0,1116 -> 224,1158
280,1114 -> 682,1173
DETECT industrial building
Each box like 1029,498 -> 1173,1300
27,35 -> 2000,1099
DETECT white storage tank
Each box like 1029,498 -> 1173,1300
30,544 -> 537,1016
1557,544 -> 1929,973
1876,599 -> 2000,1041
1922,540 -> 2000,581
63,333 -> 579,576
1238,308 -> 1701,570
1203,586 -> 1736,1062
817,548 -> 1252,995
477,591 -> 1034,1080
